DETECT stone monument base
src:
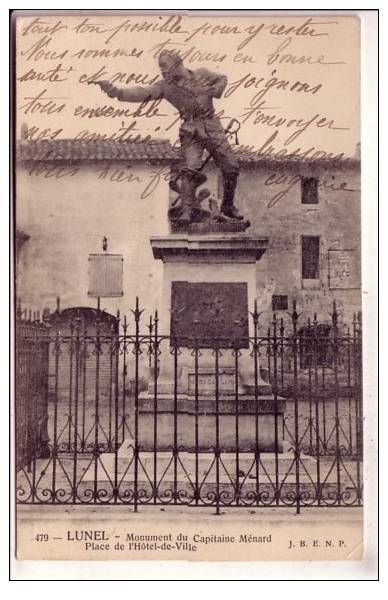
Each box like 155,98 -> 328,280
144,231 -> 284,453
171,220 -> 251,235
138,394 -> 285,452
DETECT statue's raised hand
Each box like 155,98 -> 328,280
92,80 -> 117,98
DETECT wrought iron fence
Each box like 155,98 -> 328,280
15,308 -> 51,472
15,299 -> 363,513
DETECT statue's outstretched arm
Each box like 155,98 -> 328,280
93,80 -> 164,102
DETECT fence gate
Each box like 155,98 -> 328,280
15,300 -> 363,513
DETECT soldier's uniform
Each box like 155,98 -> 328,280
103,66 -> 240,221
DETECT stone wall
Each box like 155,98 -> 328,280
16,161 -> 169,317
241,162 -> 361,326
16,158 -> 361,328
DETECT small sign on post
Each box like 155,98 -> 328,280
88,253 -> 124,298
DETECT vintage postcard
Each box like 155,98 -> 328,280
12,9 -> 373,569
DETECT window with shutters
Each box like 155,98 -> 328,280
301,236 -> 320,280
88,254 -> 123,298
301,177 -> 319,204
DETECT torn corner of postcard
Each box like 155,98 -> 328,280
13,11 -> 366,564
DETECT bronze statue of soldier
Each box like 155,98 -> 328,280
94,50 -> 244,225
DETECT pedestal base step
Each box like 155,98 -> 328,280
137,399 -> 285,452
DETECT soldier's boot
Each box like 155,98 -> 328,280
220,172 -> 244,220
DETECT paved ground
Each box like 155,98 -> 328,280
17,503 -> 363,521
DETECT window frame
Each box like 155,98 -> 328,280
301,176 -> 319,205
301,235 -> 321,283
272,295 -> 289,311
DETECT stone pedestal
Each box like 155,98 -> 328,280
138,232 -> 285,453
137,395 -> 285,452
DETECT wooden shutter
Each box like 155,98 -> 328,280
88,254 -> 123,298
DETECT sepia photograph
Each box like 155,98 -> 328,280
10,8 -> 378,576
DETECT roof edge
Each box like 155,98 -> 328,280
15,139 -> 361,168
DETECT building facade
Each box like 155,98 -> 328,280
16,138 -> 361,326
